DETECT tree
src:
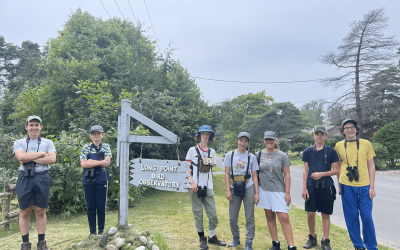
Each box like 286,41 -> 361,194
373,119 -> 400,168
319,8 -> 399,138
300,100 -> 325,127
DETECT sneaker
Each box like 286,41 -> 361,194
321,239 -> 332,250
208,235 -> 226,246
37,240 -> 50,250
303,234 -> 318,249
270,241 -> 281,250
245,240 -> 253,250
355,248 -> 365,250
21,242 -> 31,250
199,236 -> 209,250
288,247 -> 297,250
228,236 -> 240,247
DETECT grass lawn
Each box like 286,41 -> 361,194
0,175 -> 393,250
288,152 -> 303,167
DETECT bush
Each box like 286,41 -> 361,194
278,140 -> 290,153
371,143 -> 389,170
291,143 -> 308,153
373,120 -> 400,168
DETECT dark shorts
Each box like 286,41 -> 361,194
16,171 -> 51,209
305,184 -> 336,215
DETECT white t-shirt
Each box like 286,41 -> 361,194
223,150 -> 259,188
185,144 -> 217,189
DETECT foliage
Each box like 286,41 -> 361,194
325,135 -> 344,147
320,8 -> 400,138
300,100 -> 324,127
291,143 -> 308,153
373,119 -> 400,168
290,132 -> 314,146
371,142 -> 390,170
0,132 -> 24,187
278,140 -> 290,153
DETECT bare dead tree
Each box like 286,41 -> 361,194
319,7 -> 399,138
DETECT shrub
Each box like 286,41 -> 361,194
291,143 -> 308,153
373,119 -> 400,168
371,142 -> 389,170
278,140 -> 290,153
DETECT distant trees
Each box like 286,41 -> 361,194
320,8 -> 399,138
300,100 -> 325,127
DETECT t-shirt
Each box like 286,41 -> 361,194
185,144 -> 217,189
302,145 -> 339,187
13,137 -> 57,172
80,143 -> 112,184
334,139 -> 375,187
223,150 -> 259,189
256,149 -> 291,192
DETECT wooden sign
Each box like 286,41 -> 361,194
130,159 -> 190,193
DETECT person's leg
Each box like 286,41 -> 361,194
307,212 -> 316,236
83,183 -> 97,234
189,189 -> 205,233
265,209 -> 278,241
359,185 -> 378,250
341,184 -> 365,249
202,189 -> 218,232
32,171 -> 51,243
95,181 -> 108,234
277,212 -> 294,246
321,213 -> 330,239
34,206 -> 47,234
229,189 -> 243,238
19,207 -> 32,236
243,185 -> 255,240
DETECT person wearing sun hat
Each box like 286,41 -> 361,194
186,125 -> 226,250
334,119 -> 377,250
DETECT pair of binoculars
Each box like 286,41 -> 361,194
23,161 -> 36,177
315,177 -> 326,189
85,167 -> 99,182
346,166 -> 359,182
197,186 -> 207,198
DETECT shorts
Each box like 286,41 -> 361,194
16,171 -> 51,209
256,188 -> 290,213
305,185 -> 336,215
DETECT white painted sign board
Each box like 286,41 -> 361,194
130,159 -> 190,193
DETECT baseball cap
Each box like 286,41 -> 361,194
237,132 -> 250,141
313,125 -> 327,133
26,115 -> 42,123
264,131 -> 276,140
341,119 -> 357,127
89,125 -> 104,133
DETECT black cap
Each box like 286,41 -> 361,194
341,119 -> 357,127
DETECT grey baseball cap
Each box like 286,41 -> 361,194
264,131 -> 276,140
237,132 -> 250,141
89,125 -> 104,133
313,125 -> 327,133
26,115 -> 42,123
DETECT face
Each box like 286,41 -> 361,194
237,137 -> 249,150
200,131 -> 211,143
90,131 -> 104,141
313,131 -> 327,143
264,138 -> 277,149
25,120 -> 43,136
343,123 -> 357,138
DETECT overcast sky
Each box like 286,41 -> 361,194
1,0 -> 399,107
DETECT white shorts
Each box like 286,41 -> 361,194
256,187 -> 291,213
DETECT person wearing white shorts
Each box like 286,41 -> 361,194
256,131 -> 297,250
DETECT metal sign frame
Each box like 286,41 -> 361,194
117,99 -> 180,227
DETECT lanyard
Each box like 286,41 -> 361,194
25,136 -> 41,153
344,139 -> 359,168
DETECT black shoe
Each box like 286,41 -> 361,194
200,236 -> 209,250
288,247 -> 297,250
270,241 -> 281,250
303,234 -> 318,249
208,235 -> 226,246
21,242 -> 31,250
321,239 -> 332,250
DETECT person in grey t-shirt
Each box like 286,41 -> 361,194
256,131 -> 297,250
13,116 -> 56,250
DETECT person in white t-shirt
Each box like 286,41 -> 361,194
185,125 -> 226,250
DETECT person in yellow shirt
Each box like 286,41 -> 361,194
334,119 -> 377,250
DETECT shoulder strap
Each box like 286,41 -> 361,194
195,146 -> 201,184
208,149 -> 211,158
26,136 -> 42,153
245,152 -> 250,176
257,151 -> 261,165
230,150 -> 234,179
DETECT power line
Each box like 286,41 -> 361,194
128,0 -> 137,22
191,76 -> 324,84
143,0 -> 157,42
113,0 -> 126,19
99,0 -> 111,19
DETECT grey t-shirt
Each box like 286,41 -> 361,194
223,150 -> 259,188
257,149 -> 291,192
13,137 -> 56,172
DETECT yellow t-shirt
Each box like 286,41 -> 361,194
334,139 -> 375,187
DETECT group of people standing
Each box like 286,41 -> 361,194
186,119 -> 378,250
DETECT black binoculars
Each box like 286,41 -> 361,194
315,177 -> 326,189
197,186 -> 207,198
85,167 -> 96,177
23,161 -> 36,177
346,166 -> 359,182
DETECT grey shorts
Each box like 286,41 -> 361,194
16,171 -> 51,209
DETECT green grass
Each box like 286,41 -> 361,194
0,175 -> 394,250
216,153 -> 223,157
288,152 -> 303,167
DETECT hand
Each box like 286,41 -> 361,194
254,193 -> 260,204
369,187 -> 376,199
338,185 -> 341,195
226,190 -> 233,202
191,182 -> 198,192
101,160 -> 111,168
285,193 -> 291,206
311,172 -> 323,180
41,152 -> 49,158
302,188 -> 309,201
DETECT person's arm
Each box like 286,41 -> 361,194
186,160 -> 198,192
225,167 -> 233,201
311,161 -> 340,180
337,160 -> 342,195
302,162 -> 309,201
367,158 -> 376,199
283,165 -> 291,206
252,170 -> 259,204
81,156 -> 111,168
33,151 -> 56,165
15,149 -> 47,163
